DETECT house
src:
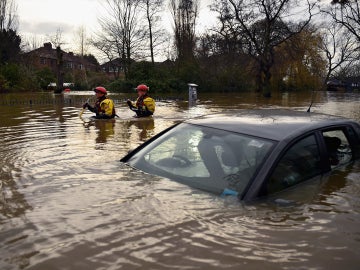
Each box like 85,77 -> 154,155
24,42 -> 99,74
100,58 -> 129,79
327,77 -> 360,91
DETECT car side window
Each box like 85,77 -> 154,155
322,129 -> 352,168
267,135 -> 321,195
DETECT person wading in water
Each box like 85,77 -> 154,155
126,84 -> 155,117
83,86 -> 116,119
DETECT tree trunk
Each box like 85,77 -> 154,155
262,65 -> 272,98
55,46 -> 64,94
146,1 -> 154,65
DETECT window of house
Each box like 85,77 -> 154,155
40,58 -> 46,65
267,135 -> 321,195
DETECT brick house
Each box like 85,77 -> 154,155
25,42 -> 99,74
100,58 -> 129,79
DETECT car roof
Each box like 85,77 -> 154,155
184,109 -> 357,141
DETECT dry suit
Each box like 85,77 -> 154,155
87,96 -> 116,119
127,94 -> 155,117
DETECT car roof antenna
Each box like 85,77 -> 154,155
306,90 -> 315,113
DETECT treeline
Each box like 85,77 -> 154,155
1,0 -> 360,96
92,0 -> 360,96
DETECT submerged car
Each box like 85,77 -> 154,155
121,109 -> 360,201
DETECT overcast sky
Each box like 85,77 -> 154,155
17,0 -> 217,56
17,0 -> 102,47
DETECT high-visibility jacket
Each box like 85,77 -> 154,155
128,94 -> 155,117
89,96 -> 116,119
136,95 -> 155,113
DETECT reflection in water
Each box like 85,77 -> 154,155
82,118 -> 116,144
0,91 -> 359,270
0,172 -> 33,219
95,119 -> 115,144
125,117 -> 155,141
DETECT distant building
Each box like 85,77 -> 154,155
327,77 -> 360,91
24,42 -> 99,74
100,58 -> 129,79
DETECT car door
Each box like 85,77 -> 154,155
261,125 -> 357,197
264,134 -> 323,195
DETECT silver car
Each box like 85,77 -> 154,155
121,109 -> 360,201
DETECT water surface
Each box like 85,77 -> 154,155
1,91 -> 359,269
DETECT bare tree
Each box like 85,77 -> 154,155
92,37 -> 123,79
321,0 -> 360,43
209,3 -> 245,57
45,29 -> 66,93
170,0 -> 199,63
72,25 -> 91,86
73,25 -> 90,57
94,0 -> 147,79
141,0 -> 166,64
214,0 -> 316,97
21,34 -> 45,52
318,22 -> 358,84
49,28 -> 66,48
0,0 -> 18,31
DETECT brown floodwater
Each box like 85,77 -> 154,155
0,90 -> 359,270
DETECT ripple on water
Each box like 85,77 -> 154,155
1,94 -> 360,270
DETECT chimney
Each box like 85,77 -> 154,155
43,42 -> 52,50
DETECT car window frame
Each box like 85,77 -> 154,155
256,124 -> 358,199
319,124 -> 358,169
262,132 -> 323,196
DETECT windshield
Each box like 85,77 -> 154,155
127,123 -> 274,196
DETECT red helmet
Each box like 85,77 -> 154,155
94,86 -> 107,94
136,84 -> 149,91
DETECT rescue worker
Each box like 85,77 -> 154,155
83,86 -> 116,119
126,84 -> 155,117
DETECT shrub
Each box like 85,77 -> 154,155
35,67 -> 56,90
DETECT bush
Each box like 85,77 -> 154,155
1,63 -> 21,88
107,79 -> 136,92
0,63 -> 40,92
87,72 -> 112,90
36,67 -> 56,90
0,73 -> 10,93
